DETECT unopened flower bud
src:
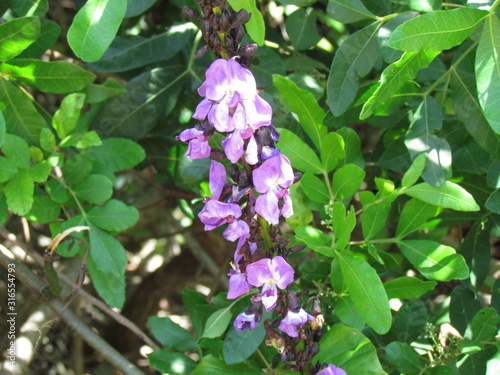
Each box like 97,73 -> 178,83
232,9 -> 251,28
232,26 -> 245,44
182,6 -> 200,20
201,20 -> 211,40
238,43 -> 258,57
224,35 -> 235,50
209,33 -> 222,51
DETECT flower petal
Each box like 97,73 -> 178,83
209,160 -> 226,200
246,258 -> 273,287
255,191 -> 280,225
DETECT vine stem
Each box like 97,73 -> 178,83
0,245 -> 146,375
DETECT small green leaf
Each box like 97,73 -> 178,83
87,199 -> 139,232
273,75 -> 327,151
45,179 -> 68,203
202,307 -> 233,339
60,131 -> 102,150
147,316 -> 197,351
405,181 -> 480,211
384,277 -> 437,299
0,17 -> 41,60
0,157 -> 18,182
18,19 -> 60,58
25,188 -> 60,223
301,172 -> 330,204
359,191 -> 391,241
450,285 -> 481,335
397,240 -> 469,281
332,203 -> 356,251
191,355 -> 263,375
461,221 -> 491,292
336,296 -> 366,331
88,225 -> 128,276
338,251 -> 392,334
321,132 -> 345,172
295,225 -> 334,257
326,0 -> 378,23
227,0 -> 265,45
73,174 -> 113,204
286,8 -> 321,51
332,164 -> 365,199
5,169 -> 34,215
1,60 -> 95,94
406,0 -> 442,12
278,128 -> 323,174
61,154 -> 94,185
29,160 -> 51,182
396,198 -> 441,239
85,138 -> 145,172
52,93 -> 86,139
1,134 -> 31,168
40,128 -> 56,153
223,319 -> 267,364
402,154 -> 426,188
81,78 -> 126,103
147,350 -> 196,375
386,342 -> 426,374
388,8 -> 487,52
471,307 -> 500,342
87,256 -> 125,308
67,0 -> 127,62
182,289 -> 218,337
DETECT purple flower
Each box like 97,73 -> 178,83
198,199 -> 241,231
278,308 -> 314,337
177,127 -> 211,159
253,154 -> 295,224
223,220 -> 250,242
317,364 -> 347,375
227,266 -> 250,299
234,311 -> 258,330
246,256 -> 294,311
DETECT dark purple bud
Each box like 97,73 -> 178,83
229,164 -> 239,182
238,169 -> 250,187
232,9 -> 251,28
233,26 -> 245,44
238,43 -> 258,57
209,33 -> 222,51
219,9 -> 232,31
224,35 -> 235,50
294,172 -> 303,183
182,6 -> 200,20
286,290 -> 302,312
201,20 -> 211,40
194,45 -> 208,59
289,245 -> 305,253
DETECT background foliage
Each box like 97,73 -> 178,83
0,0 -> 499,374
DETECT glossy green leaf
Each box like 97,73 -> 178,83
336,296 -> 366,331
476,15 -> 500,133
406,0 -> 442,12
39,128 -> 56,153
337,127 -> 364,168
450,285 -> 481,335
52,93 -> 86,139
223,321 -> 266,364
191,355 -> 262,375
87,256 -> 125,308
67,0 -> 127,62
295,225 -> 334,257
273,74 -> 327,151
361,51 -> 440,119
93,66 -> 185,139
388,8 -> 487,52
286,8 -> 321,51
328,22 -> 381,116
87,199 -> 139,232
1,133 -> 30,168
227,0 -> 265,45
321,132 -> 345,172
278,128 -> 323,174
0,157 -> 18,183
286,183 -> 313,229
202,307 -> 233,339
18,19 -> 60,58
0,79 -> 45,145
461,221 -> 491,292
82,78 -> 126,103
332,202 -> 356,251
147,316 -> 197,351
88,24 -> 197,72
332,163 -> 365,199
397,240 -> 469,281
471,307 -> 500,342
88,225 -> 128,276
386,342 -> 425,375
338,251 -> 392,334
73,174 -> 113,204
9,0 -> 48,17
396,198 -> 440,239
301,172 -> 330,204
5,169 -> 34,215
61,131 -> 102,150
405,181 -> 480,211
125,0 -> 156,17
0,17 -> 40,60
359,191 -> 391,241
85,138 -> 145,172
384,276 -> 437,299
147,350 -> 196,375
316,324 -> 387,375
378,13 -> 415,63
1,60 -> 95,94
452,56 -> 500,158
326,0 -> 378,23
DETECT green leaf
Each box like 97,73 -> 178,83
337,127 -> 364,168
450,285 -> 481,335
452,56 -> 500,158
40,128 -> 56,153
316,324 -> 388,375
85,138 -> 145,172
397,239 -> 469,281
17,19 -> 60,59
227,0 -> 265,45
332,202 -> 356,251
277,128 -> 323,174
295,225 -> 334,257
67,0 -> 127,62
360,51 -> 440,119
332,163 -> 365,199
60,131 -> 102,150
273,74 -> 327,151
5,169 -> 34,215
486,189 -> 500,213
9,0 -> 48,17
1,133 -> 30,168
401,154 -> 426,188
93,66 -> 185,139
388,8 -> 487,52
223,320 -> 266,364
1,60 -> 95,94
182,289 -> 218,337
359,191 -> 391,241
0,157 -> 18,182
391,299 -> 428,343
88,225 -> 128,276
147,350 -> 196,375
405,181 -> 480,211
87,256 -> 125,308
81,78 -> 126,103
29,160 -> 51,182
125,0 -> 156,17
471,307 -> 500,342
326,0 -> 378,23
384,277 -> 437,299
461,221 -> 491,292
338,251 -> 392,334
328,22 -> 381,116
301,172 -> 330,204
0,79 -> 45,145
61,154 -> 94,185
87,199 -> 139,232
396,198 -> 441,239
336,296 -> 366,331
249,46 -> 286,87
0,17 -> 41,60
406,0 -> 442,12
45,179 -> 68,204
147,316 -> 197,351
73,174 -> 113,204
88,24 -> 197,72
0,110 -> 5,147
286,8 -> 321,51
25,188 -> 60,223
386,342 -> 426,375
52,93 -> 86,139
202,307 -> 234,339
191,355 -> 263,375
321,132 -> 345,172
